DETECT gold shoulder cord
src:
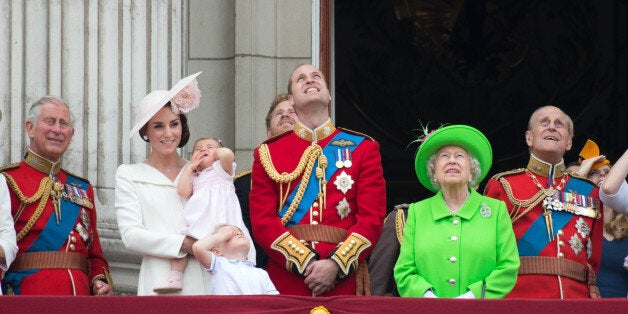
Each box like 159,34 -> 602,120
2,173 -> 54,241
499,177 -> 545,222
394,209 -> 406,245
258,143 -> 322,225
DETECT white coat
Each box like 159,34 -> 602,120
115,163 -> 212,295
0,175 -> 18,295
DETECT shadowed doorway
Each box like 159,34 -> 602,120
334,0 -> 627,211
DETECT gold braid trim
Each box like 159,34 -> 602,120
259,143 -> 322,225
3,173 -> 54,241
394,209 -> 407,245
499,177 -> 546,223
259,144 -> 321,183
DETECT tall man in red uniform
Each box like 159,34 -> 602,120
250,64 -> 386,296
1,96 -> 113,295
484,106 -> 603,298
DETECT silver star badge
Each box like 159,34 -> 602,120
334,171 -> 354,194
336,198 -> 351,219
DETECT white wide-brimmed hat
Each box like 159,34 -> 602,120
129,71 -> 202,139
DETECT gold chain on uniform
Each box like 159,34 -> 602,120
502,170 -> 567,224
2,173 -> 54,241
259,143 -> 323,225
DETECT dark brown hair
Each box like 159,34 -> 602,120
138,103 -> 190,148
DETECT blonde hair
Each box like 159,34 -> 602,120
606,211 -> 628,239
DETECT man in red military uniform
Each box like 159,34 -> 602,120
250,64 -> 386,296
1,96 -> 113,295
484,106 -> 603,298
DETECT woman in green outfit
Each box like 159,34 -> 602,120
394,125 -> 519,298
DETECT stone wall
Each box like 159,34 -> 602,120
0,0 -> 314,295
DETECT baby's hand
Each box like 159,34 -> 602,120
215,225 -> 238,240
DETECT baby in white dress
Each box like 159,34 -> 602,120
153,138 -> 255,293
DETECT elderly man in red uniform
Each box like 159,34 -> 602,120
1,96 -> 113,295
484,106 -> 603,298
250,64 -> 386,296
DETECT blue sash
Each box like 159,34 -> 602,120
28,175 -> 85,252
279,132 -> 365,226
517,177 -> 594,256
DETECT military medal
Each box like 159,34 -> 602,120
343,148 -> 352,168
335,149 -> 344,169
76,223 -> 89,241
81,208 -> 90,228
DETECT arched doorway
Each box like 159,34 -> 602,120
333,0 -> 627,210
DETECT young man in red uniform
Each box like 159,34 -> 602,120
1,96 -> 113,295
250,64 -> 386,296
484,106 -> 603,298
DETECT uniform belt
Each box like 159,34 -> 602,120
287,225 -> 347,243
8,251 -> 88,274
518,256 -> 587,282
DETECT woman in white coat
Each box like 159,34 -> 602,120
115,72 -> 212,295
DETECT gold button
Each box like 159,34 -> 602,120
71,236 -> 76,243
557,230 -> 564,236
311,221 -> 319,225
313,202 -> 319,208
558,241 -> 565,247
313,211 -> 319,217
558,252 -> 564,258
69,244 -> 75,250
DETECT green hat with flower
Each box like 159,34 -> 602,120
414,124 -> 493,192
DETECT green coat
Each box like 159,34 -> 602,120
394,189 -> 519,298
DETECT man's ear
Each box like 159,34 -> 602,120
25,121 -> 35,139
525,130 -> 532,148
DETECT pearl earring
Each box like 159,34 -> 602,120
143,135 -> 148,140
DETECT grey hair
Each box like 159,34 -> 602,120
527,105 -> 574,135
426,152 -> 482,191
26,96 -> 74,125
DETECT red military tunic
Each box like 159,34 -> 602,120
250,120 -> 386,296
484,155 -> 603,298
1,149 -> 111,295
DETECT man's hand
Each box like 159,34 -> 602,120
92,280 -> 114,296
303,259 -> 340,296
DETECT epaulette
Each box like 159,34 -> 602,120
338,127 -> 374,141
260,130 -> 293,145
62,168 -> 91,185
234,169 -> 252,180
490,168 -> 526,180
568,173 -> 597,186
0,162 -> 20,173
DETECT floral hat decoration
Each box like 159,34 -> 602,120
414,124 -> 493,192
129,71 -> 202,139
